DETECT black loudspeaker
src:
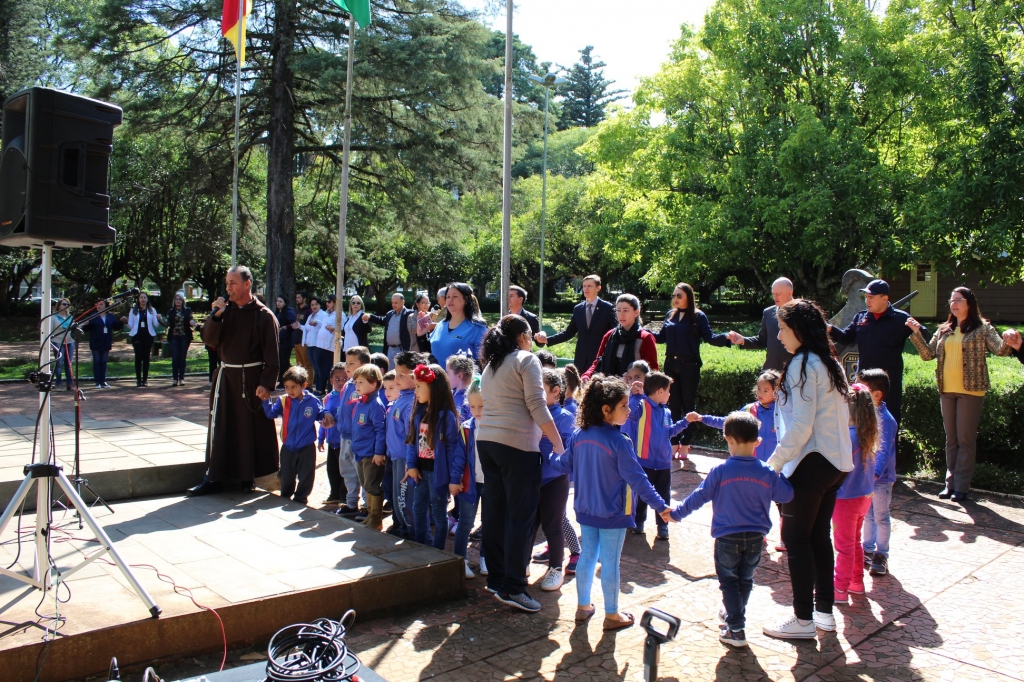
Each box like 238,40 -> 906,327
0,87 -> 123,249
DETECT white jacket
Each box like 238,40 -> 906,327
316,311 -> 345,351
126,307 -> 160,338
303,309 -> 328,348
767,352 -> 854,477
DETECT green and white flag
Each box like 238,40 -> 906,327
333,0 -> 371,28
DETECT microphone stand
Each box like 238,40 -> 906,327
52,290 -> 137,522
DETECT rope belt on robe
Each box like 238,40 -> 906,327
206,361 -> 264,465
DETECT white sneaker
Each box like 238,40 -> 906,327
539,567 -> 564,592
813,610 -> 836,632
464,560 -> 475,579
478,557 -> 488,575
763,615 -> 816,640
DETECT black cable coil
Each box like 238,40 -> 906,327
264,610 -> 361,682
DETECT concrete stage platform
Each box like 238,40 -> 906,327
0,414 -> 209,509
0,490 -> 463,682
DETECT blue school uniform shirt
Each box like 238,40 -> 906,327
319,390 -> 344,447
700,401 -> 777,462
386,389 -> 416,460
563,397 -> 578,416
452,387 -> 472,424
335,380 -> 358,439
548,422 -> 668,529
456,417 -> 481,505
670,455 -> 794,537
351,389 -> 387,460
262,391 -> 327,451
838,426 -> 875,499
874,402 -> 898,485
621,394 -> 688,471
428,319 -> 487,367
539,404 -> 576,484
405,407 -> 465,499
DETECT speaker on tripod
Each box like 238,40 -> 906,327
0,86 -> 122,249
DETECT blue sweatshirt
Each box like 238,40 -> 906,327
452,388 -> 472,424
263,391 -> 327,451
622,394 -> 689,471
319,390 -> 344,447
700,401 -> 777,462
837,426 -> 875,499
548,422 -> 668,529
386,389 -> 416,461
670,455 -> 794,537
456,417 -> 481,505
405,407 -> 465,499
351,390 -> 387,460
563,397 -> 578,416
85,313 -> 123,352
874,402 -> 898,485
539,404 -> 576,484
335,380 -> 358,439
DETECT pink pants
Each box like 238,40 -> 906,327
832,495 -> 872,592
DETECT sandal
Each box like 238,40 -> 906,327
575,605 -> 596,623
603,612 -> 635,631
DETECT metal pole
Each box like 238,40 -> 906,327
35,242 -> 54,589
539,86 -> 549,326
499,0 -> 513,318
230,0 -> 245,267
334,16 -> 356,364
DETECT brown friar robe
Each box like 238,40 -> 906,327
201,296 -> 280,482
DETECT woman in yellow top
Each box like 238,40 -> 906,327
906,287 -> 1012,502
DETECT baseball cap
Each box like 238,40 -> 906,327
859,279 -> 890,296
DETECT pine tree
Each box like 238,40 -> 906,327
557,46 -> 625,130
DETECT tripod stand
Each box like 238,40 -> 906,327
0,243 -> 161,617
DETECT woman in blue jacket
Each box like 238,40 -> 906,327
651,282 -> 731,459
429,282 -> 488,367
549,374 -> 668,631
85,299 -> 123,388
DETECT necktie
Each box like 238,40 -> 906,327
586,303 -> 594,328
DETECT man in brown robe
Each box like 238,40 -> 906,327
188,265 -> 280,495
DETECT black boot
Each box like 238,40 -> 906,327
187,479 -> 222,496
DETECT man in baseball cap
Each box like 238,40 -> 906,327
828,277 -> 923,424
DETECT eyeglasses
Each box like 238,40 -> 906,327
672,293 -> 685,299
949,298 -> 966,304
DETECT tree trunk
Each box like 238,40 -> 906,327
265,0 -> 297,307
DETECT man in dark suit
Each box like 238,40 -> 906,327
508,285 -> 540,335
535,274 -> 616,372
365,293 -> 413,367
729,277 -> 795,372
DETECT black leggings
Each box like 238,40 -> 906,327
780,452 -> 848,620
133,335 -> 154,383
534,475 -> 570,569
278,344 -> 293,387
666,362 -> 699,446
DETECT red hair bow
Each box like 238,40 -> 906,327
414,364 -> 436,383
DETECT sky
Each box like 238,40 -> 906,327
459,0 -> 717,96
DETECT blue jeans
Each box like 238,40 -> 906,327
91,350 -> 109,385
54,341 -> 74,385
454,483 -> 483,559
715,531 -> 763,632
169,336 -> 190,381
412,469 -> 449,549
862,481 -> 893,558
576,525 -> 627,615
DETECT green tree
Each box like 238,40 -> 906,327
557,46 -> 625,130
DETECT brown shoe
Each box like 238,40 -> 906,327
575,605 -> 596,623
603,612 -> 635,631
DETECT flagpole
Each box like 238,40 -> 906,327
334,14 -> 356,364
499,0 -> 513,318
230,0 -> 244,267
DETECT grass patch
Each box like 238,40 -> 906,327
1,356 -> 211,382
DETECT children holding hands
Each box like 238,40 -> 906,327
856,369 -> 898,577
660,411 -> 794,647
624,372 -> 690,540
547,374 -> 670,631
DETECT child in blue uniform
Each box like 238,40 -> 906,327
351,364 -> 387,530
623,371 -> 690,541
548,374 -> 669,631
856,369 -> 898,578
387,352 -> 422,539
262,366 -> 333,504
664,411 -> 794,647
335,346 -> 370,516
319,364 -> 349,505
686,370 -> 781,461
534,369 -> 577,592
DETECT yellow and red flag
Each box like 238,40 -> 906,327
222,0 -> 252,65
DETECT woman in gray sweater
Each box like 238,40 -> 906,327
479,315 -> 566,614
